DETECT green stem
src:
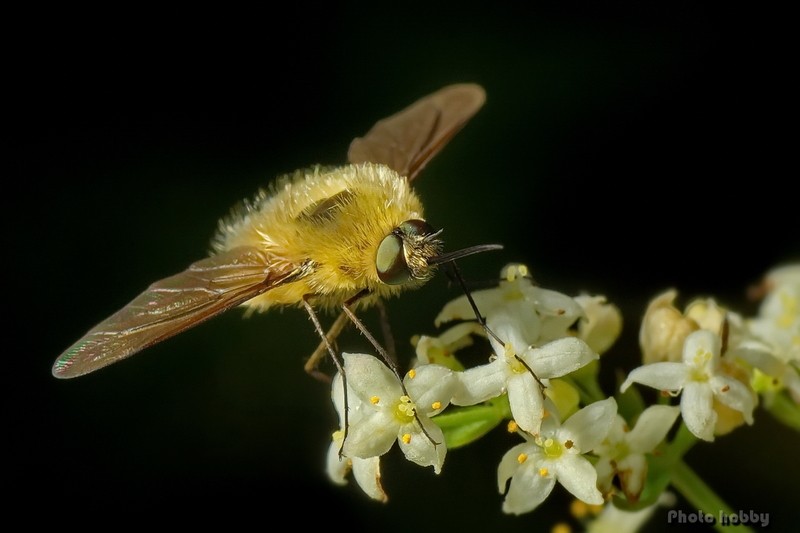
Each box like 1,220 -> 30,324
765,390 -> 800,430
670,460 -> 754,533
665,423 -> 753,533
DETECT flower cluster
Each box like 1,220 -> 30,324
325,262 -> 799,526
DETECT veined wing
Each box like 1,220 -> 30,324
53,246 -> 302,379
347,83 -> 485,182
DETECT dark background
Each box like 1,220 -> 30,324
12,4 -> 798,531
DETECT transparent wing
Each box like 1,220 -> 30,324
347,83 -> 486,182
53,246 -> 302,378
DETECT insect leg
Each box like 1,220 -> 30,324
341,290 -> 401,377
341,295 -> 441,447
304,310 -> 350,380
303,297 -> 349,454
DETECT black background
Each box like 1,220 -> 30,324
12,3 -> 798,531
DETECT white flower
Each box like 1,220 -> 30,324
638,290 -> 699,364
621,330 -> 755,441
573,294 -> 623,355
594,405 -> 680,500
497,398 -> 617,515
453,305 -> 598,434
728,338 -> 800,404
334,353 -> 458,473
414,321 -> 486,370
435,263 -> 585,342
746,265 -> 800,363
327,372 -> 387,502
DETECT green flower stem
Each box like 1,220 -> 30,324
765,391 -> 800,430
670,460 -> 754,533
666,423 -> 754,533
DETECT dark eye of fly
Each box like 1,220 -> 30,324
376,219 -> 435,285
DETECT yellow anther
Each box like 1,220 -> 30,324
517,453 -> 528,464
551,523 -> 571,533
407,369 -> 417,379
431,401 -> 442,410
370,396 -> 380,405
507,420 -> 519,433
401,433 -> 412,444
539,467 -> 549,477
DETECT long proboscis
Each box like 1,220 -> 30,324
427,243 -> 504,266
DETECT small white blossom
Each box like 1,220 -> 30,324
453,305 -> 598,434
497,398 -> 617,515
435,263 -> 585,342
594,405 -> 680,500
414,321 -> 486,370
573,294 -> 623,355
638,290 -> 699,364
728,337 -> 800,404
746,265 -> 800,363
334,353 -> 458,473
621,330 -> 755,441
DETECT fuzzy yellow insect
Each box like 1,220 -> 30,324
53,84 -> 492,379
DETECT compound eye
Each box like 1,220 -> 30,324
399,219 -> 435,237
376,233 -> 411,285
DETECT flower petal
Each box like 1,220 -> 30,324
398,417 -> 447,473
343,353 -> 402,404
503,457 -> 556,515
681,381 -> 716,441
617,453 -> 648,501
710,375 -> 755,424
343,409 -> 398,458
405,364 -> 457,415
594,456 -> 615,494
620,362 -> 688,393
452,358 -> 509,405
681,329 -> 720,368
326,433 -> 350,486
523,337 -> 598,379
435,289 -> 503,326
498,443 -> 531,493
508,373 -> 545,434
561,397 -> 617,452
552,454 -> 603,505
626,405 -> 681,453
352,456 -> 387,502
487,304 -> 541,357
